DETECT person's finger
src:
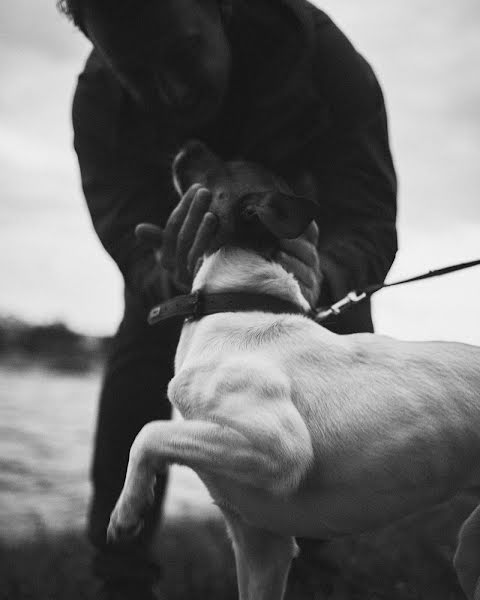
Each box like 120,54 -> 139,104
135,223 -> 164,248
176,188 -> 212,283
303,221 -> 319,244
277,251 -> 316,291
278,238 -> 319,269
187,212 -> 218,275
162,183 -> 202,270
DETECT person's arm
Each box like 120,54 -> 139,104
305,11 -> 398,306
72,51 -> 176,308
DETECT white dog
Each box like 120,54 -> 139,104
108,141 -> 480,600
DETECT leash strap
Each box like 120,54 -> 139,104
315,258 -> 480,323
148,290 -> 311,325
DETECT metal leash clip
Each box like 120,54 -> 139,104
314,291 -> 367,323
186,289 -> 203,321
313,257 -> 480,325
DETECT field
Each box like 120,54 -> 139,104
0,363 -> 476,599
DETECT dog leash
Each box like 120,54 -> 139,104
314,258 -> 480,323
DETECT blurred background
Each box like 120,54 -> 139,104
1,0 -> 479,598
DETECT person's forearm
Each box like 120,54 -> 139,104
306,116 -> 397,305
79,170 -> 169,306
72,53 -> 180,309
317,220 -> 397,305
305,11 -> 398,305
310,160 -> 397,306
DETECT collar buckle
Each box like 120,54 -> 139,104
186,290 -> 203,321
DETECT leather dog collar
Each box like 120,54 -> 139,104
148,290 -> 313,326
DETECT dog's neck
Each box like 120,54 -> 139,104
175,248 -> 310,372
191,247 -> 310,312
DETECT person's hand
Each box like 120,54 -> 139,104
161,183 -> 218,289
275,222 -> 323,308
136,184 -> 218,291
134,223 -> 186,298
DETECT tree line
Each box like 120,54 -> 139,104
0,317 -> 111,373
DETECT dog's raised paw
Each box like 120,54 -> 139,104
107,505 -> 144,544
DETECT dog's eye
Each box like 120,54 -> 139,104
242,205 -> 257,220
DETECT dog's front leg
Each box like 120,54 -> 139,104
107,419 -> 277,543
222,508 -> 297,600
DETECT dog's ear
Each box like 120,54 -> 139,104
247,175 -> 318,238
172,140 -> 223,195
253,193 -> 317,238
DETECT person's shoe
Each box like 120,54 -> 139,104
99,581 -> 161,600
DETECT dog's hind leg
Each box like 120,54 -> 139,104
222,508 -> 297,600
106,419 -> 287,543
455,503 -> 480,600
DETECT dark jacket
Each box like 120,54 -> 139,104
72,0 -> 397,334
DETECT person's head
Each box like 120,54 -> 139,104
58,0 -> 232,127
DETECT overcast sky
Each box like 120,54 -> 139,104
1,0 -> 479,342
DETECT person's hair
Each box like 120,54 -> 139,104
56,0 -> 234,34
56,0 -> 86,32
57,0 -> 82,29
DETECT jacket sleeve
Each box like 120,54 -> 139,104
308,13 -> 398,306
72,51 -> 176,308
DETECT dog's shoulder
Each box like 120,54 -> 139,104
169,352 -> 314,493
168,352 -> 290,417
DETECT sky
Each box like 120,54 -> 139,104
1,0 -> 479,342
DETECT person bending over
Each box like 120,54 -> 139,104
57,0 -> 397,598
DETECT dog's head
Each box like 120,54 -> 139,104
172,140 -> 318,254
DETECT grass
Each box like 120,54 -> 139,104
1,495 -> 477,600
0,516 -> 236,600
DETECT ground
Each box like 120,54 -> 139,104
1,496 -> 477,600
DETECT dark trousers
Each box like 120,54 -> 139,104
86,287 -> 373,585
87,290 -> 182,584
